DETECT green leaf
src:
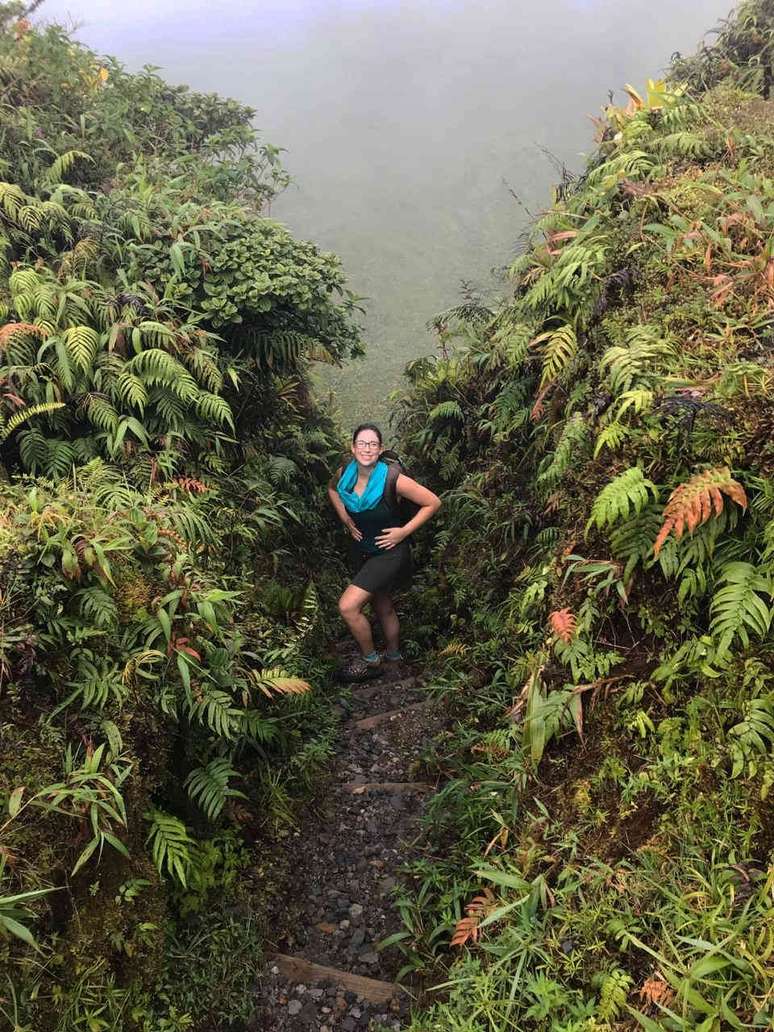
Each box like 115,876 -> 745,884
8,786 -> 24,817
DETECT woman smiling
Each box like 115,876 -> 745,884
328,423 -> 441,682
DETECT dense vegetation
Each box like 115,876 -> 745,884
392,1 -> 774,1027
3,1 -> 774,1030
0,3 -> 364,1028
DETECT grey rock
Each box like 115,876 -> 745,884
287,999 -> 302,1016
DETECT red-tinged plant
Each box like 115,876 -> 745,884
549,608 -> 577,643
451,888 -> 496,947
173,477 -> 210,494
0,322 -> 45,347
638,976 -> 674,1007
653,466 -> 747,556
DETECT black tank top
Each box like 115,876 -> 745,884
346,487 -> 400,556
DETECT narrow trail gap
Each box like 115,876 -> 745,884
250,640 -> 448,1031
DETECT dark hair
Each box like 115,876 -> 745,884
352,423 -> 382,444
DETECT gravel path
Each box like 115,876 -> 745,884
249,656 -> 445,1031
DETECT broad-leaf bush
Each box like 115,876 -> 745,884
0,4 -> 358,1028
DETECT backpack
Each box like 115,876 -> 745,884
380,450 -> 420,527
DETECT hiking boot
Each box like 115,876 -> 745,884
334,655 -> 383,683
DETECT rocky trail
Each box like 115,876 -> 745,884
249,652 -> 447,1031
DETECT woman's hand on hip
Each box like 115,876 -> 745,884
346,518 -> 363,541
375,526 -> 406,550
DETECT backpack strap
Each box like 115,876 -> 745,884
384,460 -> 401,513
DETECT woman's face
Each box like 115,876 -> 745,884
351,431 -> 382,467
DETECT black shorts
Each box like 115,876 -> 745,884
348,542 -> 412,595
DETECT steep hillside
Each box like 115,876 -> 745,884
393,2 -> 774,1027
0,4 -> 361,1029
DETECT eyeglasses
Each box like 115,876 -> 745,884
354,441 -> 381,450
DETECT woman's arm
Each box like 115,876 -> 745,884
327,471 -> 363,541
375,474 -> 441,549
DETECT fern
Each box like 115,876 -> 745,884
600,326 -> 674,395
144,808 -> 193,887
612,387 -> 654,420
44,149 -> 94,183
248,667 -> 312,699
593,421 -> 630,457
586,468 -> 659,534
184,757 -> 246,820
451,888 -> 496,947
549,609 -> 576,643
62,326 -> 99,373
728,693 -> 774,775
537,413 -> 590,487
196,391 -> 234,429
531,324 -> 578,390
653,467 -> 747,556
0,402 -> 65,443
76,586 -> 119,629
429,400 -> 464,422
596,968 -> 632,1020
710,562 -> 773,660
656,131 -> 714,159
57,657 -> 127,713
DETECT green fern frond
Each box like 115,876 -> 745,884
586,467 -> 659,534
594,421 -> 630,457
185,757 -> 246,820
63,326 -> 99,373
532,324 -> 578,390
429,400 -> 464,422
196,391 -> 234,429
44,149 -> 94,183
710,562 -> 773,660
1,402 -> 66,443
596,968 -> 632,1020
189,689 -> 241,740
600,326 -> 674,395
144,808 -> 193,887
729,694 -> 774,769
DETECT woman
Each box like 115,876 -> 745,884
328,423 -> 441,682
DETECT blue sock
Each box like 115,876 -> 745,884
364,651 -> 380,664
384,649 -> 402,661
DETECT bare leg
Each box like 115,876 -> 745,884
338,584 -> 376,656
372,591 -> 399,653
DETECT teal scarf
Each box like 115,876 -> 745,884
337,459 -> 388,513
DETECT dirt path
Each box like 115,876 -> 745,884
248,657 -> 446,1031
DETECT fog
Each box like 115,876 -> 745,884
40,0 -> 733,423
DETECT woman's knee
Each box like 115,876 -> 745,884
338,593 -> 363,620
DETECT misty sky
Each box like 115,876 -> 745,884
38,0 -> 733,421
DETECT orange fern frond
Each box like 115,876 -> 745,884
638,977 -> 674,1007
451,888 -> 496,947
0,322 -> 46,348
173,477 -> 210,494
653,466 -> 747,556
549,608 -> 577,643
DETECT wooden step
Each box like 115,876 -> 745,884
271,953 -> 402,1005
342,781 -> 434,795
349,700 -> 431,732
